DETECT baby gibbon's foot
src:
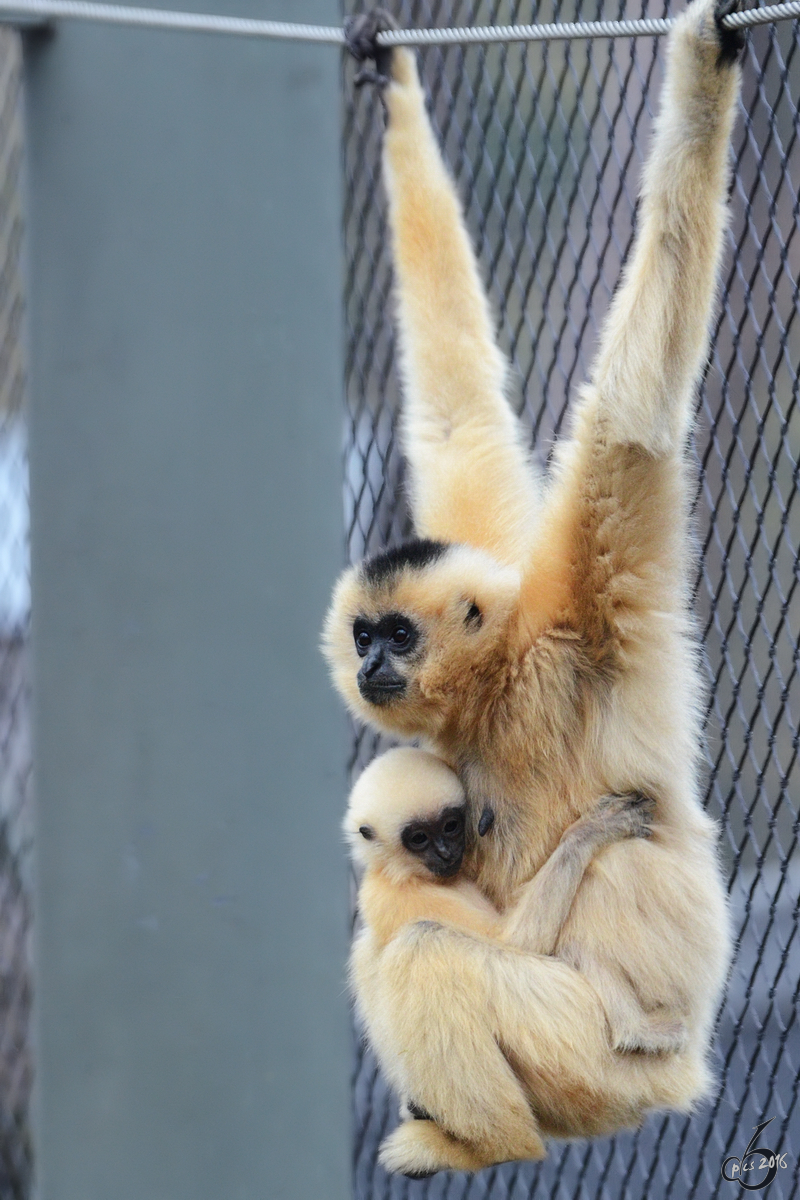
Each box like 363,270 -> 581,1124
714,0 -> 746,64
379,1120 -> 486,1176
344,9 -> 397,89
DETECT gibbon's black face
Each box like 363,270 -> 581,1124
353,611 -> 420,706
400,805 -> 466,878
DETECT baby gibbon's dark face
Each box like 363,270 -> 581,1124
353,611 -> 420,706
400,805 -> 466,878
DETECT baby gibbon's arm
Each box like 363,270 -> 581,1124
359,870 -> 501,950
500,793 -> 654,954
379,47 -> 540,566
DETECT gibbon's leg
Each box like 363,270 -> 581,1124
347,18 -> 540,566
500,792 -> 654,955
374,920 -> 685,1175
524,0 -> 743,625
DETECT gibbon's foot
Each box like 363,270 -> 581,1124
379,1119 -> 487,1176
614,1013 -> 690,1056
713,0 -> 746,64
343,9 -> 398,89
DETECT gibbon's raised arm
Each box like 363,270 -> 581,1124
380,47 -> 540,567
523,2 -> 744,635
590,11 -> 742,458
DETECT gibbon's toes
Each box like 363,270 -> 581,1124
379,1120 -> 485,1176
713,0 -> 746,63
615,1017 -> 689,1055
343,9 -> 398,88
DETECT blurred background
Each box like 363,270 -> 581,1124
0,0 -> 796,1196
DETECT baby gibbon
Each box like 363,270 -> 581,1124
345,747 -> 658,1172
326,0 -> 744,1175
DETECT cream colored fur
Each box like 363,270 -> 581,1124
346,750 -> 658,1170
324,0 -> 740,1174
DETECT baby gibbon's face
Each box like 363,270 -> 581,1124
344,747 -> 471,880
395,803 -> 467,878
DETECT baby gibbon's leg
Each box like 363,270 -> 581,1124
363,34 -> 540,565
501,792 -> 654,954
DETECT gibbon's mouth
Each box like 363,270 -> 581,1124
358,678 -> 406,706
428,856 -> 463,879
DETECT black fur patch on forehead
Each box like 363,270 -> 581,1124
362,539 -> 449,588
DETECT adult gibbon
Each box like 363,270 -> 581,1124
325,0 -> 743,1175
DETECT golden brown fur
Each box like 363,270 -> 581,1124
325,0 -> 741,1175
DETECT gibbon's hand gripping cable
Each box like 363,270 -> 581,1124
0,0 -> 798,42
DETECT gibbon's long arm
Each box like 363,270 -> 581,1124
500,793 -> 654,954
381,49 -> 540,566
522,3 -> 742,632
590,15 -> 740,457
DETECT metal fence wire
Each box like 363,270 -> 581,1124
342,3 -> 800,1197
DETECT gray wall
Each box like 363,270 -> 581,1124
23,4 -> 349,1197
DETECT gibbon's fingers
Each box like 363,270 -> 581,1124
343,9 -> 397,88
714,0 -> 746,63
381,45 -> 541,565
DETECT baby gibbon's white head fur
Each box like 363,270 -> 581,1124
322,539 -> 521,739
344,747 -> 469,883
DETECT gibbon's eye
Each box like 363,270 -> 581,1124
391,625 -> 411,648
354,628 -> 372,656
358,824 -> 375,840
408,829 -> 429,849
442,818 -> 460,835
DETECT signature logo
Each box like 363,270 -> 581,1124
721,1118 -> 789,1190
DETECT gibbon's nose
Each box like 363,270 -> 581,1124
431,841 -> 463,877
433,838 -> 456,864
360,644 -> 385,678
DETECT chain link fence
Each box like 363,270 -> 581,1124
342,2 -> 799,1196
0,26 -> 31,1200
